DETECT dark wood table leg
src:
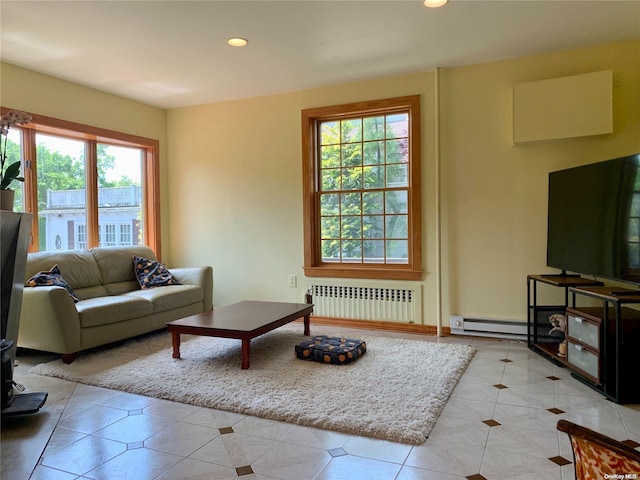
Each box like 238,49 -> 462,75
241,338 -> 250,369
171,332 -> 181,359
303,315 -> 310,336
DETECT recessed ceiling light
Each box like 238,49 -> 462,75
423,0 -> 448,7
227,37 -> 248,47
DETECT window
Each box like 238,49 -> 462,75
0,107 -> 160,255
97,144 -> 143,248
76,224 -> 87,249
302,96 -> 422,280
120,224 -> 132,245
103,224 -> 117,246
36,133 -> 86,251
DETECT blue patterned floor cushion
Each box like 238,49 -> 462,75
295,335 -> 366,365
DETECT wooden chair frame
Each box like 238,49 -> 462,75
557,419 -> 640,478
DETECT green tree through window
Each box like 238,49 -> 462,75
318,115 -> 409,263
0,108 -> 159,254
302,96 -> 422,280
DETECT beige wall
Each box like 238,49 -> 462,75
0,63 -> 166,139
441,40 -> 640,320
166,72 -> 440,318
168,39 -> 640,325
3,39 -> 640,327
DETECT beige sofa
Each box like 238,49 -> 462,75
18,245 -> 213,363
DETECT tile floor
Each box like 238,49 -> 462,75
2,325 -> 639,480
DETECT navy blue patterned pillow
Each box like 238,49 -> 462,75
26,264 -> 79,303
295,336 -> 367,365
133,256 -> 181,289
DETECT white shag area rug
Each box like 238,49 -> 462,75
31,330 -> 475,444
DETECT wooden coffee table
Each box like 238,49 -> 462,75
166,300 -> 313,369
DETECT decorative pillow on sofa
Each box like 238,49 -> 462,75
26,264 -> 79,303
133,256 -> 181,289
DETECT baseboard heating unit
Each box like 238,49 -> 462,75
309,281 -> 422,324
450,315 -> 526,340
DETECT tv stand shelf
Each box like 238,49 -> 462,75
527,274 -> 603,365
528,274 -> 603,288
528,274 -> 640,404
571,285 -> 640,302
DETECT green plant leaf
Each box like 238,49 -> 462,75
1,160 -> 23,189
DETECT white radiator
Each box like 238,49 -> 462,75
309,281 -> 422,324
450,315 -> 526,340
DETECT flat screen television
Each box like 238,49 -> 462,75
547,153 -> 640,285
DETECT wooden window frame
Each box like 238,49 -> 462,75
1,107 -> 161,256
301,95 -> 423,280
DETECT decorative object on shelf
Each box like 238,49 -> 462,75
558,340 -> 567,358
548,313 -> 567,335
558,341 -> 567,357
0,110 -> 31,211
549,313 -> 568,357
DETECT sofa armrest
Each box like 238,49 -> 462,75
18,286 -> 81,354
171,266 -> 213,311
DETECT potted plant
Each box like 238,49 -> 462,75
0,110 -> 32,211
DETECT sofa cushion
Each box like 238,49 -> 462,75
91,245 -> 157,285
76,296 -> 153,328
73,285 -> 109,301
133,256 -> 181,289
26,265 -> 79,302
125,285 -> 203,313
26,250 -> 102,290
103,280 -> 140,296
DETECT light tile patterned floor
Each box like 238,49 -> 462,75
2,325 -> 639,480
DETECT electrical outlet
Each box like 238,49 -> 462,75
288,275 -> 297,288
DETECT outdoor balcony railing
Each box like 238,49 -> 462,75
46,186 -> 142,209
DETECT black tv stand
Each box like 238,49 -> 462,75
565,285 -> 640,403
610,290 -> 640,297
529,278 -> 640,403
527,274 -> 604,355
540,273 -> 581,279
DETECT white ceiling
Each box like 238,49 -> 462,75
1,1 -> 639,109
